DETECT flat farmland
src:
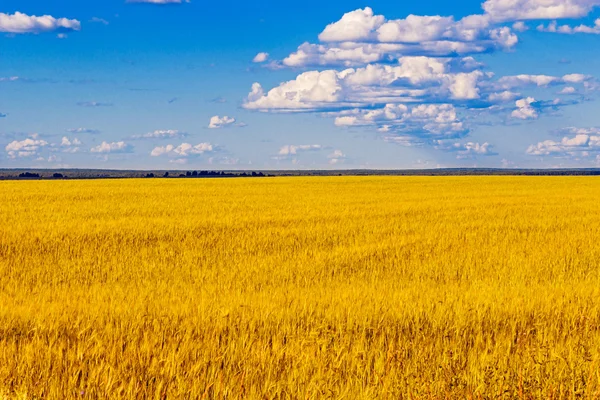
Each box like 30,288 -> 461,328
1,177 -> 599,398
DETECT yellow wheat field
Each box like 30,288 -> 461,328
1,176 -> 600,399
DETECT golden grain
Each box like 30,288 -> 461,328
1,176 -> 599,398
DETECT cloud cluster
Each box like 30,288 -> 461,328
208,115 -> 236,129
150,142 -> 214,157
482,0 -> 600,21
537,19 -> 600,34
278,144 -> 322,156
278,8 -> 519,68
131,129 -> 187,139
0,12 -> 80,34
243,2 -> 598,155
527,128 -> 600,159
253,52 -> 269,63
90,141 -> 133,154
5,138 -> 48,158
435,140 -> 497,159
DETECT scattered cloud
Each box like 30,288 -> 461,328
537,19 -> 600,34
435,140 -> 498,158
150,142 -> 215,157
90,141 -> 133,154
527,129 -> 600,160
253,52 -> 270,63
0,12 -> 81,34
59,137 -> 82,153
208,115 -> 237,129
90,17 -> 109,25
328,149 -> 347,164
278,144 -> 322,156
5,138 -> 49,158
511,97 -> 539,120
131,129 -> 187,139
482,0 -> 600,22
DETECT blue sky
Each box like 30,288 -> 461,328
2,0 -> 600,170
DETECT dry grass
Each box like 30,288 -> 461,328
1,176 -> 600,398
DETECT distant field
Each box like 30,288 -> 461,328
1,177 -> 600,398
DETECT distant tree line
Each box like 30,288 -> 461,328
145,171 -> 267,178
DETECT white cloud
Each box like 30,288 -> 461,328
244,57 -> 491,112
333,103 -> 468,138
512,97 -> 539,120
527,130 -> 600,157
435,140 -> 497,158
512,21 -> 529,32
319,7 -> 385,42
560,86 -> 577,94
283,8 -> 517,67
208,115 -> 236,129
0,12 -> 80,34
328,149 -> 347,164
253,52 -> 270,63
488,90 -> 520,102
482,0 -> 600,21
150,142 -> 214,157
5,138 -> 48,158
90,141 -> 132,154
278,145 -> 322,156
131,129 -> 186,139
60,137 -> 82,147
537,19 -> 600,34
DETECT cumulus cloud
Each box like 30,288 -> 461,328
208,116 -> 237,129
327,149 -> 347,164
333,103 -> 468,138
253,52 -> 269,63
0,12 -> 80,34
240,4 -> 600,157
281,8 -> 518,67
278,145 -> 322,156
0,113 -> 6,118
435,140 -> 498,158
59,137 -> 82,153
537,19 -> 600,34
90,141 -> 133,154
60,137 -> 82,147
150,142 -> 214,157
512,97 -> 539,119
527,129 -> 600,159
244,57 -> 490,112
5,138 -> 48,158
482,0 -> 600,22
131,129 -> 187,139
